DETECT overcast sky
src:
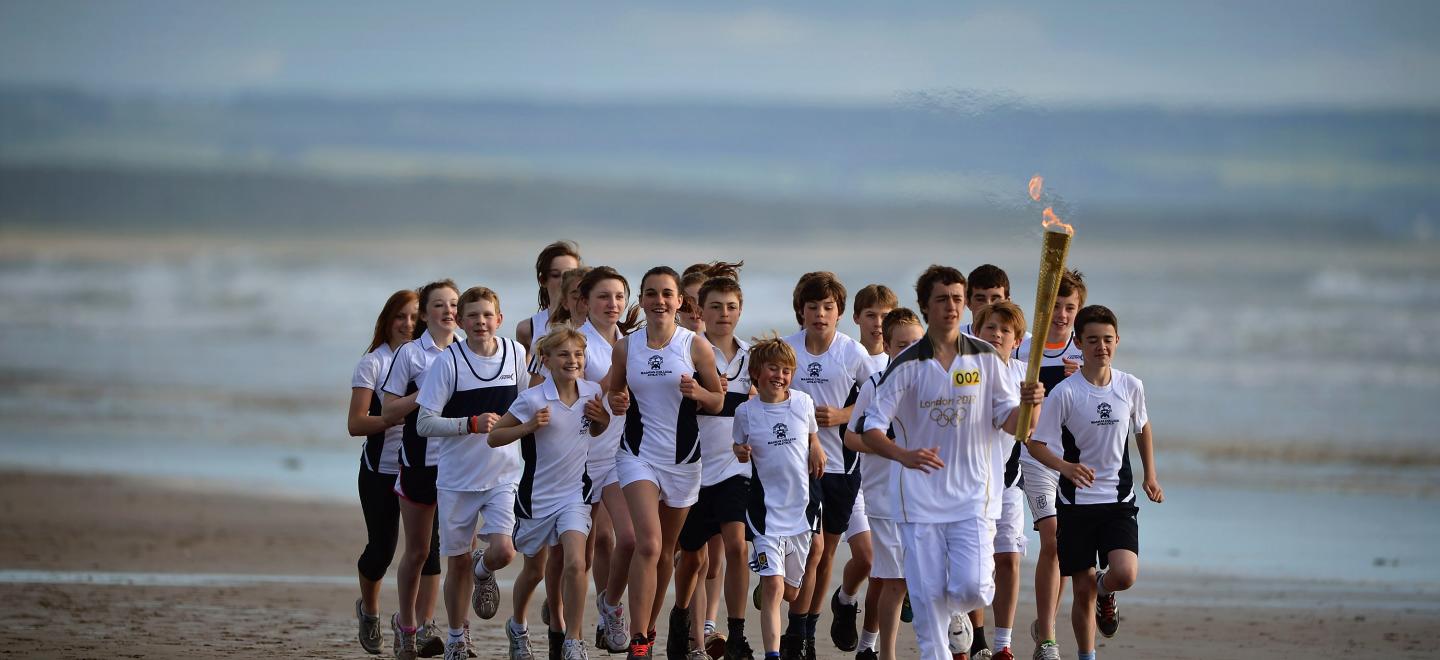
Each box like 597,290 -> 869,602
1,1 -> 1436,107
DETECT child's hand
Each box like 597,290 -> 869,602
899,447 -> 945,473
470,413 -> 501,434
1062,358 -> 1080,377
808,444 -> 827,478
814,405 -> 846,427
608,390 -> 630,416
583,395 -> 608,424
679,374 -> 699,399
732,443 -> 752,463
531,406 -> 551,431
1060,461 -> 1095,488
1143,475 -> 1164,503
1020,382 -> 1045,406
382,409 -> 406,427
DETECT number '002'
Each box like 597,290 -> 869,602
952,370 -> 981,386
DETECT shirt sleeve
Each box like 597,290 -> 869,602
416,406 -> 467,438
731,404 -> 749,445
379,346 -> 412,397
802,395 -> 819,435
863,365 -> 907,434
509,388 -> 538,425
849,378 -> 876,434
1130,376 -> 1149,429
851,344 -> 876,391
1031,383 -> 1066,449
414,351 -> 454,413
988,355 -> 1021,430
351,353 -> 379,390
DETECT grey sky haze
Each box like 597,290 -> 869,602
1,1 -> 1437,107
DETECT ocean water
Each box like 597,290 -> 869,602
1,231 -> 1438,585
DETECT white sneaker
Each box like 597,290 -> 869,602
596,591 -> 628,652
444,640 -> 469,660
561,639 -> 590,660
507,619 -> 535,660
947,612 -> 973,655
1032,641 -> 1060,660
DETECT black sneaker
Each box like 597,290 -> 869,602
724,634 -> 755,660
855,649 -> 878,660
778,634 -> 799,660
828,587 -> 859,652
627,635 -> 652,659
1095,570 -> 1119,639
800,637 -> 816,660
666,608 -> 690,659
549,629 -> 566,660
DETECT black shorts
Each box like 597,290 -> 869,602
395,464 -> 439,506
678,475 -> 750,552
1057,503 -> 1139,577
817,472 -> 862,536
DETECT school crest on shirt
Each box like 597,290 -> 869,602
644,354 -> 672,376
772,423 -> 789,442
580,416 -> 592,433
1092,402 -> 1119,427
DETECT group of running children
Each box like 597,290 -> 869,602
345,241 -> 1164,660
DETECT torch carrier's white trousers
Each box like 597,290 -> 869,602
900,517 -> 997,660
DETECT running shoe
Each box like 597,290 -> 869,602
444,640 -> 469,660
829,587 -> 859,652
685,645 -> 708,660
464,625 -> 476,658
418,621 -> 445,658
855,650 -> 878,660
356,598 -> 383,655
626,635 -> 651,659
993,648 -> 1015,660
1095,570 -> 1119,638
725,634 -> 755,660
667,608 -> 691,659
1032,641 -> 1059,660
472,548 -> 501,620
563,639 -> 592,660
799,636 -> 816,660
508,619 -> 536,660
778,634 -> 798,660
392,613 -> 418,660
974,650 -> 993,660
702,632 -> 726,659
947,612 -> 973,656
597,591 -> 630,652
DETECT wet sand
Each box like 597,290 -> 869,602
0,470 -> 1434,659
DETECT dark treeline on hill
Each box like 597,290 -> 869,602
0,165 -> 1373,241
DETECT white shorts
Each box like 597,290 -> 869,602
841,490 -> 870,542
513,501 -> 593,557
750,532 -> 814,588
615,451 -> 701,508
437,486 -> 517,557
994,485 -> 1028,555
587,463 -> 618,505
1020,461 -> 1059,527
867,517 -> 905,580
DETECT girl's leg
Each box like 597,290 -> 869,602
603,484 -> 635,607
650,502 -> 691,633
623,480 -> 662,639
560,531 -> 591,641
397,499 -> 436,629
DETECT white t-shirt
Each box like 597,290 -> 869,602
581,319 -> 624,479
866,351 -> 889,375
783,331 -> 874,475
697,338 -> 752,487
381,329 -> 448,468
862,334 -> 1021,523
1018,335 -> 1084,474
622,325 -> 701,466
849,372 -> 896,520
1031,369 -> 1148,506
351,343 -> 403,475
507,378 -> 604,518
734,391 -> 819,537
416,339 -> 525,491
994,359 -> 1028,490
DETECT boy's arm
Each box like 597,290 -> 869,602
1024,438 -> 1095,487
686,335 -> 726,414
808,432 -> 826,478
1137,421 -> 1163,502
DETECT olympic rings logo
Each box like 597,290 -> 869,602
928,406 -> 967,427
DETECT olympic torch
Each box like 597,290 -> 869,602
1013,175 -> 1073,443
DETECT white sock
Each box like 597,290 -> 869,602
565,639 -> 583,650
837,589 -> 857,606
704,620 -> 716,636
858,630 -> 878,652
995,627 -> 1012,650
1096,569 -> 1111,596
509,618 -> 527,636
448,628 -> 464,644
475,561 -> 492,580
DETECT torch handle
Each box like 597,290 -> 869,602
1013,230 -> 1072,443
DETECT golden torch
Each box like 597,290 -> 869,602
1013,175 -> 1074,443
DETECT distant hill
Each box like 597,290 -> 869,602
0,86 -> 1435,239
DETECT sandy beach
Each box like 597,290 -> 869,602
0,470 -> 1434,659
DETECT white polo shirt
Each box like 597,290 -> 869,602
351,342 -> 403,475
783,331 -> 874,475
381,329 -> 448,468
862,333 -> 1021,524
507,378 -> 604,518
1031,369 -> 1148,506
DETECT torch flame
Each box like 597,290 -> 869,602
1042,207 -> 1074,235
1028,174 -> 1044,201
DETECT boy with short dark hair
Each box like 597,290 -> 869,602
1025,305 -> 1163,660
854,284 -> 899,372
783,272 -> 877,656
